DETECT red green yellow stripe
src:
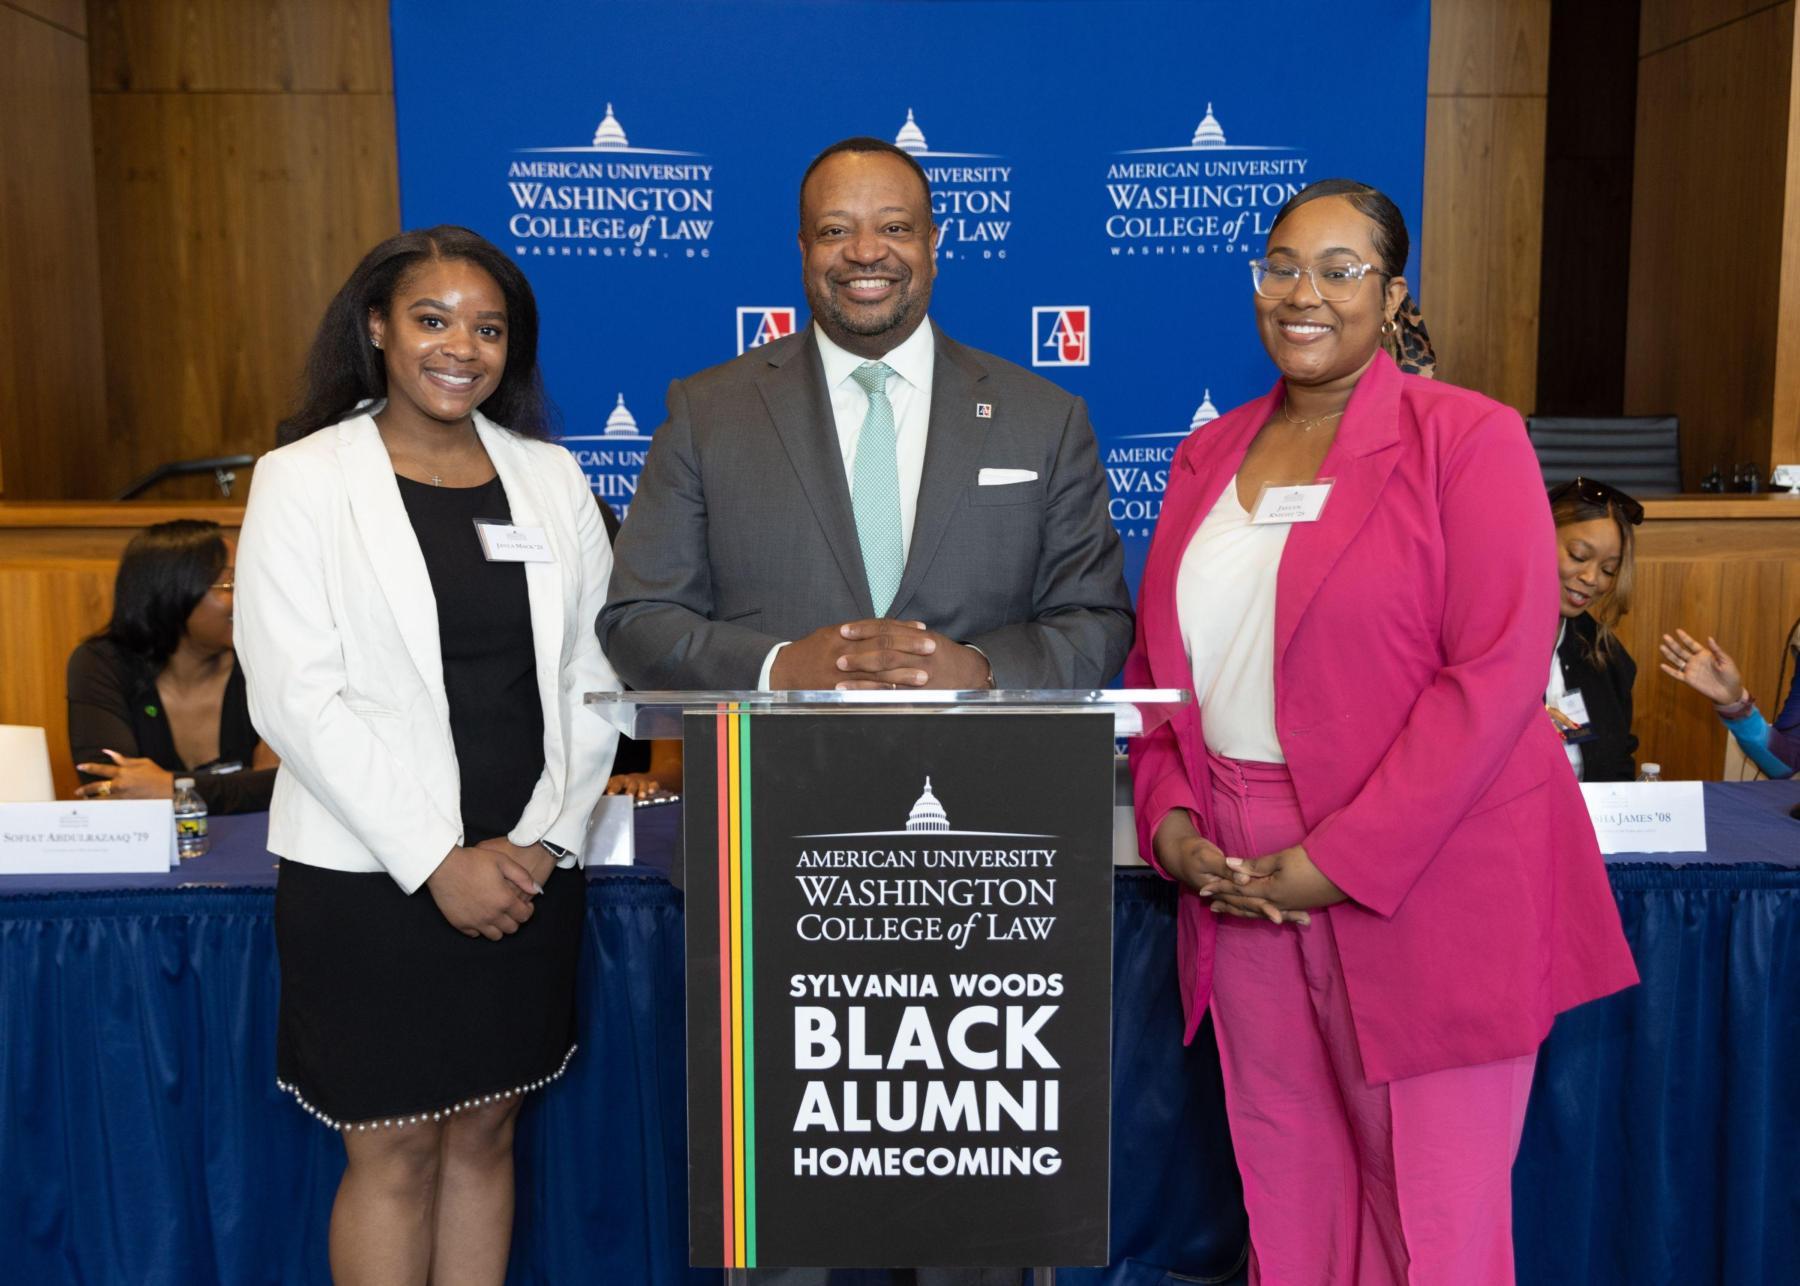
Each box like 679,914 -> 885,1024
717,707 -> 758,1266
715,710 -> 734,1265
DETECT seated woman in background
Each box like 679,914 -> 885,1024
68,519 -> 277,812
1545,477 -> 1642,781
1659,627 -> 1799,778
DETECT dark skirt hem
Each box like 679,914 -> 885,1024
276,1042 -> 579,1132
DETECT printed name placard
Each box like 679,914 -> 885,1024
685,709 -> 1113,1268
0,800 -> 175,875
1580,780 -> 1707,855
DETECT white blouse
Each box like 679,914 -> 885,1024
1547,619 -> 1584,780
1175,476 -> 1291,763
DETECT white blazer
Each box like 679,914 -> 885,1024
234,408 -> 621,893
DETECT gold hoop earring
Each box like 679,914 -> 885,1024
1380,318 -> 1397,336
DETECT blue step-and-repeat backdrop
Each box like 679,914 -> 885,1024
392,0 -> 1429,592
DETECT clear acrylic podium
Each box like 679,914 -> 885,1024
588,687 -> 1190,740
585,688 -> 1189,1282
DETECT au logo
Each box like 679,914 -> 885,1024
737,307 -> 797,354
1031,307 -> 1090,367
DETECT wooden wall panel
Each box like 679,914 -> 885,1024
1421,0 -> 1550,412
1625,3 -> 1794,489
88,0 -> 390,92
1640,0 -> 1776,55
1773,5 -> 1800,473
0,4 -> 107,500
5,0 -> 86,34
88,90 -> 399,500
1615,500 -> 1800,781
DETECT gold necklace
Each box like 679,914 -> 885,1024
1281,401 -> 1346,432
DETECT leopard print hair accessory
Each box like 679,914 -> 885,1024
1384,290 -> 1436,378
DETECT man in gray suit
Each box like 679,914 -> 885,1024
599,136 -> 1131,695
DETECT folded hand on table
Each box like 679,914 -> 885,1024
74,749 -> 174,800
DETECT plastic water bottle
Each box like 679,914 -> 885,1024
173,777 -> 209,859
1636,763 -> 1662,783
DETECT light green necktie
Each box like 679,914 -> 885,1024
849,361 -> 904,617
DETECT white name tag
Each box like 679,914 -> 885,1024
1552,689 -> 1591,725
1249,481 -> 1333,524
1580,780 -> 1707,855
474,521 -> 554,562
0,800 -> 176,875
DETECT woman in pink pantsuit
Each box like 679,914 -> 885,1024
1127,180 -> 1637,1285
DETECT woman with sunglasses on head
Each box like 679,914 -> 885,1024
69,519 -> 277,812
234,226 -> 620,1284
1125,178 -> 1636,1285
1545,478 -> 1643,781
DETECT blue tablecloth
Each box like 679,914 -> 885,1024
4,781 -> 1796,1284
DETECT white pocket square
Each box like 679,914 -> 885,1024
978,468 -> 1038,486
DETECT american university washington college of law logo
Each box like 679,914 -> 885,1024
506,103 -> 716,259
738,307 -> 797,355
1104,103 -> 1309,257
895,109 -> 1013,262
1104,388 -> 1220,537
561,392 -> 655,521
1032,307 -> 1090,368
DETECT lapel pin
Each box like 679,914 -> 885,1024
975,403 -> 993,419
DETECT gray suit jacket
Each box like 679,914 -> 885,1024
598,323 -> 1132,690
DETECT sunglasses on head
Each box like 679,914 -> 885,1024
1550,476 -> 1644,526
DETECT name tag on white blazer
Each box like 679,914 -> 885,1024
473,520 -> 554,562
1248,481 -> 1334,525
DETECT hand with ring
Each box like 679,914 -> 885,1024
1658,628 -> 1745,705
75,748 -> 177,800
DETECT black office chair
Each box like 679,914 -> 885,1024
1526,416 -> 1681,494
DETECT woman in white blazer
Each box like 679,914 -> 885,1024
234,226 -> 619,1285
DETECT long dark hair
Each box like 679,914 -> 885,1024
95,520 -> 229,671
276,226 -> 556,444
1271,178 -> 1410,277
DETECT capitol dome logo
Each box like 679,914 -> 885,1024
797,775 -> 1051,838
888,108 -> 1013,262
1103,102 -> 1309,256
1105,387 -> 1226,538
505,103 -> 715,260
561,392 -> 655,521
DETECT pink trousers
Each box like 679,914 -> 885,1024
1204,755 -> 1536,1286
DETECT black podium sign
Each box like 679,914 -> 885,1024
685,709 -> 1115,1269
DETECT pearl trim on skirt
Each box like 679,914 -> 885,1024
276,1043 -> 579,1131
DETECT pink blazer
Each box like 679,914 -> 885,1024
1127,352 -> 1637,1084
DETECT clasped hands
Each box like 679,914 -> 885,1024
770,618 -> 993,691
426,837 -> 558,941
1152,810 -> 1345,924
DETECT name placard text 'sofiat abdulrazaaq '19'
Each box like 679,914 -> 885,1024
0,800 -> 176,874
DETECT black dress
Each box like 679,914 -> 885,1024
66,638 -> 275,813
1554,612 -> 1638,783
274,475 -> 586,1129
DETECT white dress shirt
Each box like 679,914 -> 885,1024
1547,619 -> 1584,780
758,319 -> 937,688
1175,476 -> 1290,763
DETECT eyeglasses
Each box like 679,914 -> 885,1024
210,575 -> 235,594
1249,257 -> 1383,302
1549,476 -> 1644,526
